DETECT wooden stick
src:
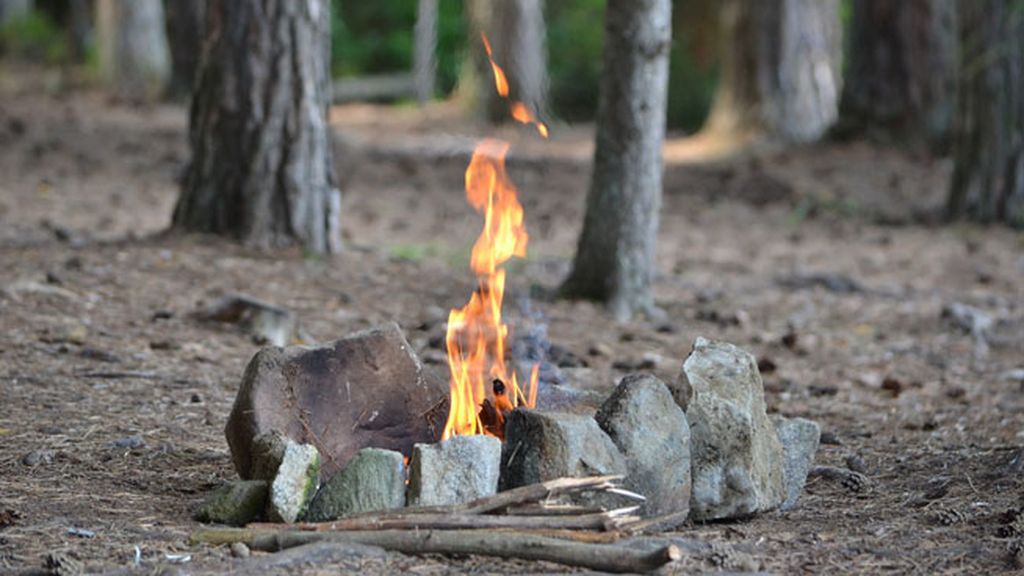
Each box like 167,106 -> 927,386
191,527 -> 681,573
282,475 -> 627,524
250,506 -> 641,532
503,503 -> 605,516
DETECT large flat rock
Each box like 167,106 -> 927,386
225,323 -> 448,479
679,337 -> 785,520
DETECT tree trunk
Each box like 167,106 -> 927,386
453,0 -> 493,116
487,0 -> 548,122
704,0 -> 841,143
838,0 -> 957,151
947,0 -> 1024,227
95,0 -> 171,102
172,0 -> 341,253
165,0 -> 206,100
67,0 -> 91,64
561,0 -> 672,321
413,0 -> 437,105
0,0 -> 31,25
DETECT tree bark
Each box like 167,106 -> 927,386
413,0 -> 437,105
838,0 -> 957,151
172,0 -> 341,253
947,0 -> 1024,227
561,0 -> 672,321
165,0 -> 206,100
487,0 -> 548,122
704,0 -> 841,143
95,0 -> 171,102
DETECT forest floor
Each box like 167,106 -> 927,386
1,72 -> 1023,575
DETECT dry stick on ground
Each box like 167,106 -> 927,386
191,528 -> 681,574
251,506 -> 641,533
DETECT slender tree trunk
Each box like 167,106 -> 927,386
947,0 -> 1024,227
414,0 -> 437,105
561,0 -> 672,321
704,0 -> 841,143
454,0 -> 493,116
838,0 -> 957,151
488,0 -> 548,122
166,0 -> 206,100
172,0 -> 341,253
67,0 -> 91,64
95,0 -> 171,102
0,0 -> 31,25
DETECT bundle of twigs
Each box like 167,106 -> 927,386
192,475 -> 682,573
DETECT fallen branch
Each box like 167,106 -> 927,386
191,527 -> 681,573
459,474 -> 634,514
253,506 -> 640,533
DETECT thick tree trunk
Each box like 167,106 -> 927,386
487,0 -> 548,122
947,0 -> 1024,227
165,0 -> 206,100
414,0 -> 437,105
704,0 -> 841,143
173,0 -> 341,253
95,0 -> 171,102
561,0 -> 672,321
838,0 -> 957,150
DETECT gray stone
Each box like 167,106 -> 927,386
306,448 -> 406,521
408,435 -> 501,506
268,440 -> 320,523
250,430 -> 287,481
225,323 -> 448,480
771,415 -> 820,510
501,409 -> 627,490
193,480 -> 268,526
679,337 -> 785,520
595,374 -> 691,518
196,293 -> 297,347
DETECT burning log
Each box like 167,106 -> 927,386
190,528 -> 682,573
479,379 -> 514,439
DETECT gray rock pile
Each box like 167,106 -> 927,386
199,325 -> 820,528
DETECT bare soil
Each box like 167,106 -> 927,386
1,71 -> 1023,575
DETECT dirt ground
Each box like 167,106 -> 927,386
1,69 -> 1023,575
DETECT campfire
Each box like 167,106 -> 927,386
210,34 -> 822,576
442,33 -> 548,440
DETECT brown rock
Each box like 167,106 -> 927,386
225,323 -> 448,479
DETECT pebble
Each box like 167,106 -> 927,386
22,449 -> 55,466
229,542 -> 250,558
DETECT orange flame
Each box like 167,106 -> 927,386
442,35 -> 547,440
480,33 -> 549,139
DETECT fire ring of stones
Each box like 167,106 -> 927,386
197,325 -> 820,530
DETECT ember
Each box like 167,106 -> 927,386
442,34 -> 546,440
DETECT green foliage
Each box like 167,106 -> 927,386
331,0 -> 466,95
0,10 -> 66,64
328,0 -> 720,130
545,0 -> 605,122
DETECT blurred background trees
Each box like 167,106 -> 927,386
0,0 -> 1021,244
